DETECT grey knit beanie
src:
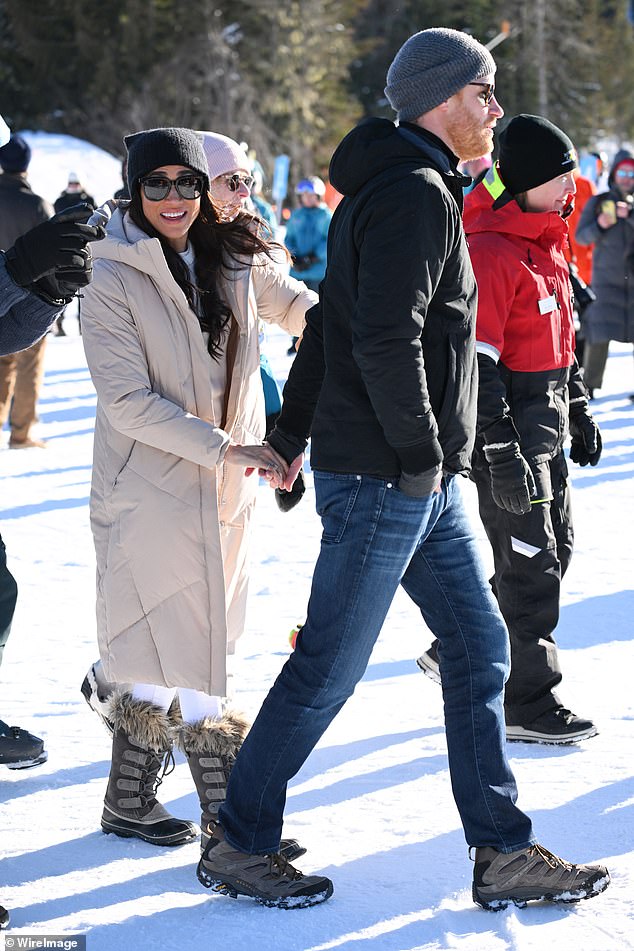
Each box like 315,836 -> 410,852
385,28 -> 496,121
124,127 -> 209,194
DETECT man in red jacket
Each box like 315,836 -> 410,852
418,115 -> 602,744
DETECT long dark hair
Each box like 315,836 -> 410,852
128,186 -> 287,358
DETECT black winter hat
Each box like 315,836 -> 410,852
0,134 -> 31,173
498,114 -> 578,196
124,127 -> 209,195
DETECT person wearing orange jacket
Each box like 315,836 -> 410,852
565,169 -> 596,364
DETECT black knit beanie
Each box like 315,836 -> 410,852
124,127 -> 209,195
0,134 -> 31,173
498,115 -> 578,196
385,28 -> 496,121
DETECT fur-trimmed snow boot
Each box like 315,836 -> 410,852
102,690 -> 198,847
179,712 -> 306,861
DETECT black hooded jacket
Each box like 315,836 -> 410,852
275,117 -> 479,478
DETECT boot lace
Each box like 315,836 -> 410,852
266,851 -> 304,881
528,843 -> 573,870
139,749 -> 175,804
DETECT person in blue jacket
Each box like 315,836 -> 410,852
284,176 -> 332,353
285,176 -> 332,291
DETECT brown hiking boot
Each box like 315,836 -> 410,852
179,712 -> 306,862
197,824 -> 333,909
472,843 -> 610,910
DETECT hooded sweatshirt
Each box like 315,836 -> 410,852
275,117 -> 478,479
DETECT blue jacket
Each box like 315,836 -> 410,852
284,204 -> 332,284
0,253 -> 60,355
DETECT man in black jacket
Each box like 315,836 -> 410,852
197,29 -> 610,911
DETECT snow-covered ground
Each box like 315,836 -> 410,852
1,313 -> 633,950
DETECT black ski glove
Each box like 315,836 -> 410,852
569,410 -> 602,466
4,204 -> 105,290
483,441 -> 536,515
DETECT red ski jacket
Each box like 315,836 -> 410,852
464,166 -> 576,373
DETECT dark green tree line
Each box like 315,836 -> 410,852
1,0 -> 633,176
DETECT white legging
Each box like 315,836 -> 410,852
131,683 -> 223,723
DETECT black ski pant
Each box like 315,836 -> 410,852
470,451 -> 574,725
0,531 -> 18,671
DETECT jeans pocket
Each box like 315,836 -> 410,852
315,472 -> 362,544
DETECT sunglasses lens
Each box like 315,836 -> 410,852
224,174 -> 254,192
142,177 -> 170,200
175,176 -> 202,199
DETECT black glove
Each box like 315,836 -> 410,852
569,410 -> 602,466
4,204 -> 105,290
292,253 -> 318,272
483,441 -> 536,515
275,469 -> 306,512
399,465 -> 442,498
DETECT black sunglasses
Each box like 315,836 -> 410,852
217,173 -> 255,192
469,82 -> 496,106
140,174 -> 204,201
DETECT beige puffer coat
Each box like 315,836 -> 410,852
81,209 -> 315,695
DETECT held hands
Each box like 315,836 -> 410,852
5,204 -> 106,301
224,442 -> 289,487
483,440 -> 536,515
569,411 -> 602,466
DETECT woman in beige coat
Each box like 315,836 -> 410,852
81,128 -> 316,854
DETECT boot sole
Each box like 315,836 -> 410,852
415,655 -> 441,684
102,817 -> 198,847
197,863 -> 333,909
4,749 -> 48,770
506,725 -> 598,745
473,868 -> 610,910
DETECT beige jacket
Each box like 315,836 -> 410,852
82,209 -> 315,694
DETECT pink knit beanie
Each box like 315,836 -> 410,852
198,131 -> 251,181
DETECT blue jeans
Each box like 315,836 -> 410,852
220,473 -> 535,854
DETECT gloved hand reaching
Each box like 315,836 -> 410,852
569,410 -> 602,466
483,440 -> 536,515
4,204 -> 105,299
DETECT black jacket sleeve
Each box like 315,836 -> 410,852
476,351 -> 514,441
274,299 -> 325,444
